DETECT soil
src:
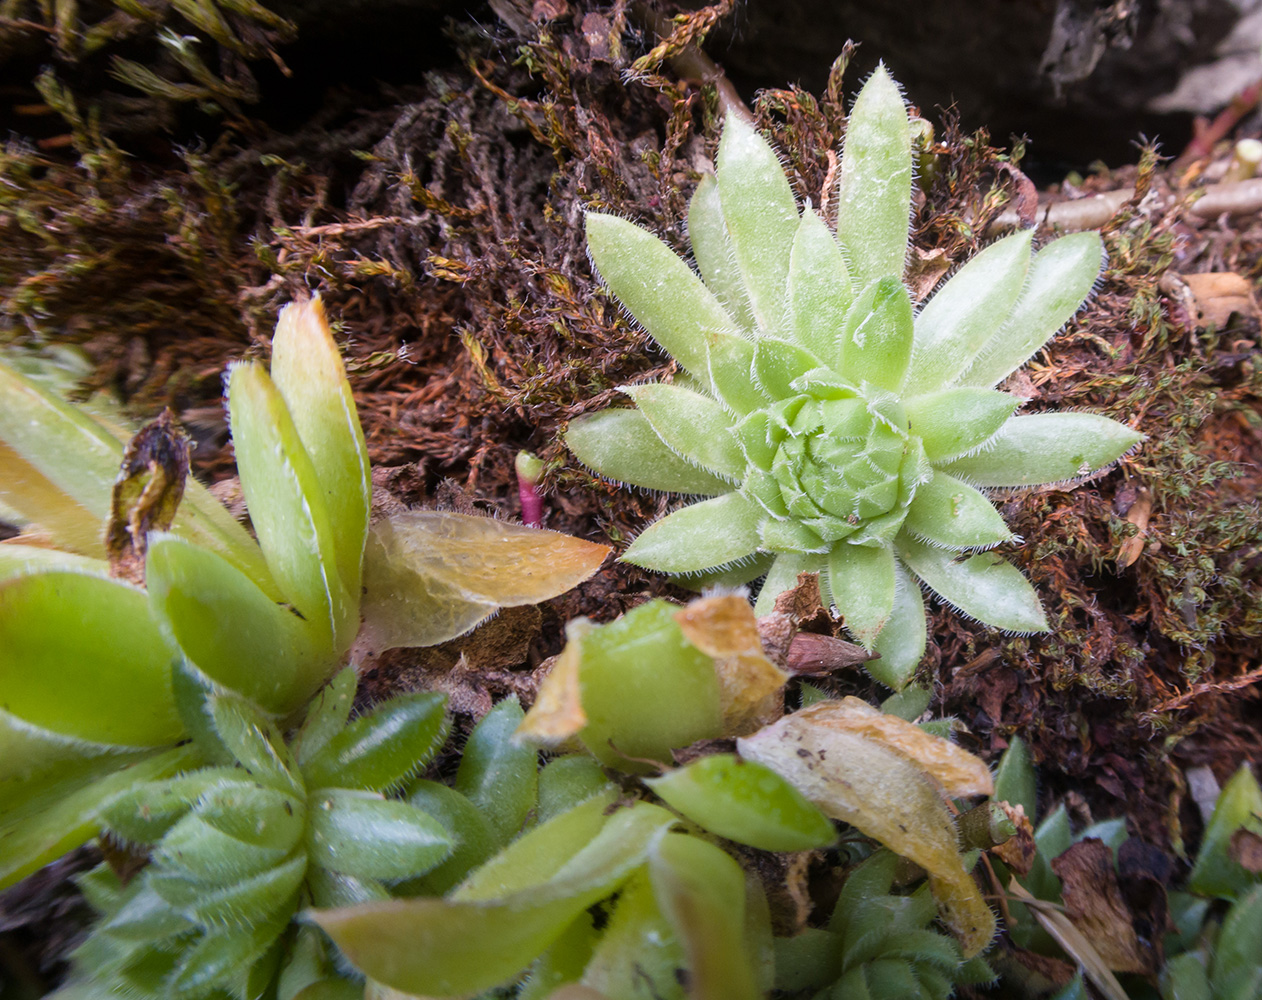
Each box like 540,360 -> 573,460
0,0 -> 1259,991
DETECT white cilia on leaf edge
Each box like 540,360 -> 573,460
567,64 -> 1143,690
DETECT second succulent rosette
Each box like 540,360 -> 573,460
568,65 -> 1143,688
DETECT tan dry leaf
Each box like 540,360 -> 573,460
1051,839 -> 1159,975
674,595 -> 788,735
737,701 -> 995,956
1116,485 -> 1152,569
810,697 -> 993,797
514,622 -> 592,747
991,801 -> 1037,877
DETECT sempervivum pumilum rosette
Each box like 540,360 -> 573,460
567,65 -> 1143,689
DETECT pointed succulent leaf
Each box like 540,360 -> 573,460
207,692 -> 303,794
228,360 -> 352,648
307,789 -> 452,881
302,691 -> 448,793
828,542 -> 897,648
940,412 -> 1143,487
586,211 -> 741,380
646,754 -> 836,851
1188,764 -> 1262,899
716,112 -> 800,335
0,431 -> 103,554
146,534 -> 334,714
788,206 -> 854,363
307,866 -> 390,909
898,536 -> 1048,633
100,768 -> 243,845
195,778 -> 307,851
153,812 -> 293,883
619,382 -> 743,479
738,701 -> 996,956
905,230 -> 1033,395
903,472 -> 1015,550
868,560 -> 928,690
622,492 -> 762,574
293,666 -> 357,765
400,780 -> 499,896
452,791 -> 619,902
151,851 -> 307,926
0,571 -> 180,746
168,906 -> 292,996
881,684 -> 932,722
904,388 -> 1022,463
649,832 -> 761,1000
753,337 -> 825,398
1214,885 -> 1262,991
835,65 -> 912,286
310,802 -> 678,997
270,296 -> 372,602
706,329 -> 771,415
96,883 -> 193,941
688,174 -> 755,329
958,232 -> 1106,388
567,408 -> 734,495
454,698 -> 540,848
578,872 -> 682,1000
842,277 -> 914,391
536,755 -> 614,825
993,735 -> 1038,821
0,745 -> 195,890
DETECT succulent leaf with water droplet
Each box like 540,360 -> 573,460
569,64 -> 1143,688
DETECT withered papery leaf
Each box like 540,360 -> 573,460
514,623 -> 590,746
818,696 -> 993,797
106,410 -> 191,585
674,595 -> 788,735
359,512 -> 610,652
737,700 -> 995,956
1051,839 -> 1155,974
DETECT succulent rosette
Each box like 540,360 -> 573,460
568,65 -> 1143,688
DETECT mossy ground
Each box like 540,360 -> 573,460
1,0 -> 1259,987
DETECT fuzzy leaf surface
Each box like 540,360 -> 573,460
828,543 -> 897,649
958,232 -> 1105,388
834,65 -> 912,287
302,692 -> 448,793
842,277 -> 914,392
566,408 -> 734,495
905,230 -> 1032,395
688,174 -> 754,328
400,780 -> 499,896
904,388 -> 1022,463
903,472 -> 1015,550
939,413 -> 1142,487
620,382 -> 743,479
898,536 -> 1048,633
788,206 -> 854,363
715,112 -> 800,335
869,560 -> 928,690
622,492 -> 762,574
307,789 -> 452,881
586,211 -> 740,380
454,697 -> 538,847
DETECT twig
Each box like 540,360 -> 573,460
1149,665 -> 1262,714
1179,76 -> 1262,164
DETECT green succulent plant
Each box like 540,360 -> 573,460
774,849 -> 998,1000
67,665 -> 450,1000
315,594 -> 1016,998
0,296 -> 607,889
567,65 -> 1144,688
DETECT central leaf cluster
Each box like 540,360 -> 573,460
744,393 -> 925,552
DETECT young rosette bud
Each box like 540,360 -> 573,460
568,64 -> 1143,689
